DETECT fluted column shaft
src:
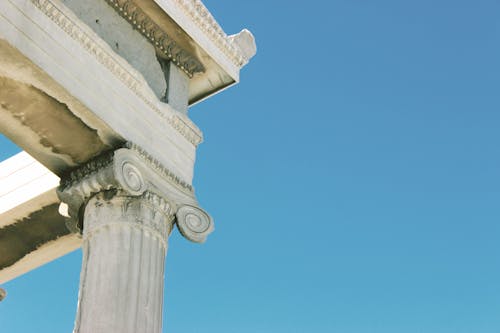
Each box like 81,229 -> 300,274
74,190 -> 175,333
57,145 -> 214,333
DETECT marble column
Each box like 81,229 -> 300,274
74,191 -> 174,333
57,144 -> 214,333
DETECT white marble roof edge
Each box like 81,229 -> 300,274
0,151 -> 55,179
153,0 -> 254,80
160,0 -> 250,64
0,151 -> 33,177
0,152 -> 60,216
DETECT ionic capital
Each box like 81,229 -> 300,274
57,143 -> 214,243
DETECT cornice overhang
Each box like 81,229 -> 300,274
106,0 -> 256,104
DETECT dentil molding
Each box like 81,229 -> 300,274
104,0 -> 205,77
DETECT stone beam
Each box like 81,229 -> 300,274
0,0 -> 201,182
0,152 -> 80,284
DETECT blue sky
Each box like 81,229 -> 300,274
1,0 -> 500,332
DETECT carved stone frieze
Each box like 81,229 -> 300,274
104,0 -> 205,77
172,0 -> 254,67
57,143 -> 214,243
105,0 -> 254,69
30,0 -> 203,146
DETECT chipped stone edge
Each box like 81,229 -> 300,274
172,0 -> 251,67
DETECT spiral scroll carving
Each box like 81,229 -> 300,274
58,145 -> 214,243
122,162 -> 145,193
175,205 -> 214,243
116,161 -> 147,195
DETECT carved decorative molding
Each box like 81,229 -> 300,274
58,144 -> 214,243
173,0 -> 252,67
170,114 -> 203,145
125,142 -> 193,192
107,0 -> 253,68
104,0 -> 205,77
83,190 -> 175,247
176,204 -> 213,243
30,0 -> 203,146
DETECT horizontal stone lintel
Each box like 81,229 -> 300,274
0,152 -> 80,284
0,0 -> 200,182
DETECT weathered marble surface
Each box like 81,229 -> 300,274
59,145 -> 213,332
0,152 -> 80,284
0,0 -> 254,283
75,191 -> 174,333
0,0 -> 254,331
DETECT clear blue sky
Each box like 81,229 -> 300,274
1,0 -> 500,332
